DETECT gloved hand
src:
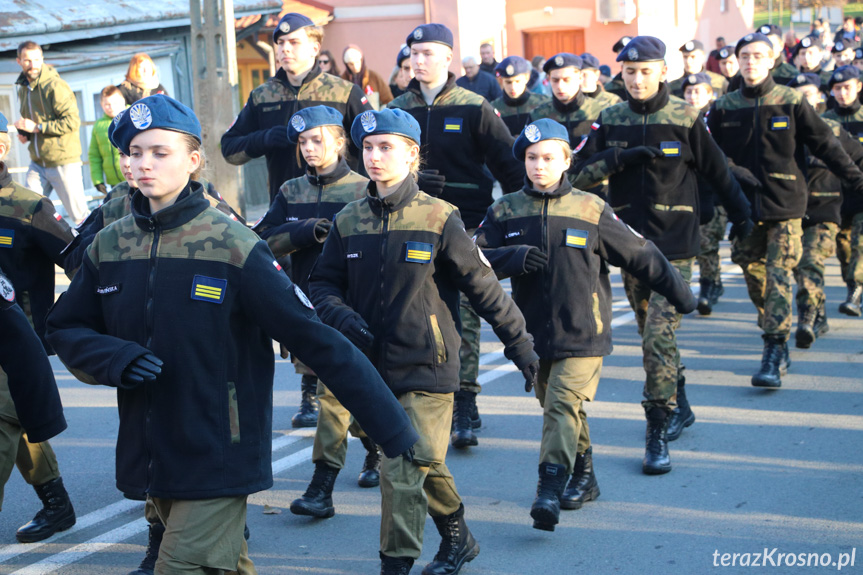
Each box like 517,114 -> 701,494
401,446 -> 415,463
264,125 -> 290,149
522,359 -> 540,393
523,247 -> 549,274
121,353 -> 163,388
729,218 -> 755,242
417,169 -> 446,197
342,315 -> 374,351
95,183 -> 108,196
674,292 -> 698,315
729,165 -> 762,190
314,219 -> 333,241
619,146 -> 664,166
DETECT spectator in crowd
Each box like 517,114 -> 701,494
456,56 -> 502,102
784,31 -> 798,63
317,49 -> 340,76
834,15 -> 860,45
88,85 -> 126,196
706,36 -> 726,74
341,44 -> 393,109
117,53 -> 169,105
389,45 -> 413,98
529,55 -> 550,95
479,42 -> 498,75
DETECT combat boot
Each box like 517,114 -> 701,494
697,280 -> 713,315
291,375 -> 319,428
814,302 -> 830,338
642,408 -> 672,475
16,477 -> 76,543
358,436 -> 381,488
667,372 -> 695,441
450,390 -> 478,449
422,504 -> 480,574
795,305 -> 817,349
710,280 -> 725,305
381,554 -> 414,575
290,462 -> 339,518
127,521 -> 165,575
751,335 -> 786,388
839,283 -> 862,316
530,462 -> 568,531
560,447 -> 600,510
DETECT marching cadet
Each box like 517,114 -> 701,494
46,95 -> 419,574
832,40 -> 858,70
251,106 -> 381,517
603,36 -> 632,100
490,55 -> 550,137
573,36 -> 753,473
580,53 -> 622,107
822,65 -> 863,316
668,40 -> 728,98
0,112 -> 77,543
794,36 -> 833,93
715,46 -> 740,82
388,23 -> 525,450
729,25 -> 799,91
475,118 -> 695,532
309,108 -> 539,575
853,47 -> 863,73
707,33 -> 863,388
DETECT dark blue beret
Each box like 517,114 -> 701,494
829,65 -> 860,88
757,24 -> 782,37
513,119 -> 569,161
787,73 -> 821,89
406,23 -> 453,48
350,108 -> 421,148
832,40 -> 858,53
0,112 -> 7,133
680,40 -> 704,53
735,32 -> 773,57
612,36 -> 632,54
616,36 -> 666,63
599,65 -> 611,76
287,106 -> 344,144
107,107 -> 127,150
718,47 -> 734,60
543,53 -> 583,73
112,95 -> 201,156
495,56 -> 531,78
396,45 -> 411,67
273,13 -> 315,42
579,53 -> 600,70
798,35 -> 823,50
680,72 -> 712,89
856,47 -> 863,61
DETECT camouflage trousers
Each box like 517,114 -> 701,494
698,206 -> 728,285
731,219 -> 803,339
622,258 -> 693,411
793,222 -> 839,313
835,212 -> 863,285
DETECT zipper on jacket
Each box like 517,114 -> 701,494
316,182 -> 323,218
753,97 -> 762,219
641,113 -> 648,206
541,196 -> 552,351
378,209 -> 390,370
144,221 -> 161,492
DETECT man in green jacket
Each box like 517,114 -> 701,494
14,41 -> 89,224
88,86 -> 125,195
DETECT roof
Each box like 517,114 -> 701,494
235,0 -> 334,32
0,41 -> 182,77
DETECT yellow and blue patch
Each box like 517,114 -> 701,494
770,116 -> 789,131
443,117 -> 463,133
405,241 -> 433,263
191,275 -> 227,303
0,229 -> 14,248
565,228 -> 588,249
660,141 -> 681,157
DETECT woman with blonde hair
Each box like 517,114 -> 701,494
117,53 -> 169,105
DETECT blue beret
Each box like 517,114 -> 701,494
513,119 -> 569,161
680,39 -> 704,53
287,106 -> 344,144
112,95 -> 201,156
273,13 -> 315,42
579,53 -> 600,70
787,73 -> 821,89
107,107 -> 127,150
396,45 -> 411,67
495,56 -> 531,78
798,35 -> 823,50
406,23 -> 453,48
832,40 -> 858,53
856,47 -> 863,61
735,32 -> 773,57
829,65 -> 860,88
616,36 -> 666,63
0,112 -> 7,133
599,64 -> 612,76
612,36 -> 632,54
757,24 -> 782,37
543,53 -> 583,73
680,72 -> 712,89
718,47 -> 734,60
350,108 -> 421,148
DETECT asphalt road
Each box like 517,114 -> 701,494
1,247 -> 861,574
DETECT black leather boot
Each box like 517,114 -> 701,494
530,462 -> 568,531
795,304 -> 816,349
358,436 -> 381,488
127,521 -> 165,575
642,408 -> 672,475
560,448 -> 599,510
422,504 -> 480,575
751,335 -> 786,388
290,462 -> 339,518
16,477 -> 76,543
814,302 -> 830,338
291,375 -> 319,428
697,280 -> 713,315
381,554 -> 414,575
450,391 -> 478,449
667,371 -> 695,441
839,283 -> 862,316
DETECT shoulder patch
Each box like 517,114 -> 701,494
0,273 -> 15,303
294,284 -> 314,309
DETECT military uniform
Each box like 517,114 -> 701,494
669,69 -> 728,98
603,73 -> 628,101
584,86 -> 622,107
491,92 -> 550,137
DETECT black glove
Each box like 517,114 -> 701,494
120,353 -> 163,388
342,315 -> 374,351
729,218 -> 754,242
264,125 -> 290,149
417,169 -> 446,197
314,219 -> 332,241
619,146 -> 664,166
522,360 -> 540,393
523,247 -> 549,274
401,446 -> 416,463
729,165 -> 762,190
95,183 -> 108,196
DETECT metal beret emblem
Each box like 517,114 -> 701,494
801,37 -> 811,48
361,111 -> 377,133
279,21 -> 291,33
837,73 -> 844,81
628,48 -> 638,60
554,55 -> 564,66
837,42 -> 845,51
524,124 -> 541,143
130,103 -> 152,130
290,114 -> 306,132
413,27 -> 423,40
685,41 -> 694,51
744,34 -> 754,42
506,64 -> 514,75
688,74 -> 697,84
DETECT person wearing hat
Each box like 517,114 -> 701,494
389,22 -> 526,451
603,36 -> 632,100
573,36 -> 753,473
853,47 -> 863,74
707,33 -> 863,388
309,107 -> 539,575
668,39 -> 728,98
389,45 -> 414,99
730,25 -> 799,90
475,118 -> 695,531
706,37 -> 727,75
794,35 -> 833,94
823,65 -> 863,317
580,53 -> 622,107
46,94 -> 419,574
491,56 -> 550,136
716,46 -> 740,81
832,39 -> 858,70
341,44 -> 394,109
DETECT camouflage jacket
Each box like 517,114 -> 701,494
388,73 -> 525,229
804,116 -> 863,226
574,83 -> 750,259
823,100 -> 863,218
309,176 -> 537,396
491,91 -> 550,137
475,178 -> 694,359
253,159 -> 367,293
604,73 -> 627,101
708,75 -> 863,222
0,163 -> 74,351
668,69 -> 728,98
46,182 -> 417,499
584,87 -> 622,108
221,66 -> 372,201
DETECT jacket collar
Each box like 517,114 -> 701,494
306,158 -> 351,187
366,176 -> 418,216
503,89 -> 533,108
740,74 -> 776,99
552,90 -> 586,115
522,175 -> 573,199
406,72 -> 458,103
0,163 -> 11,189
628,82 -> 669,115
15,64 -> 57,90
836,98 -> 862,116
131,180 -> 209,232
274,65 -> 323,88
